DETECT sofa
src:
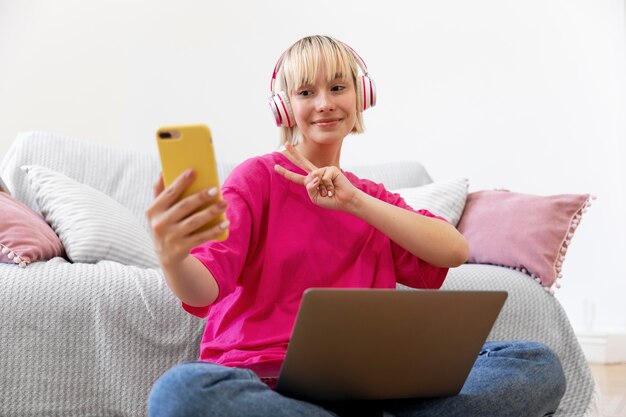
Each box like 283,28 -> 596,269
0,131 -> 599,416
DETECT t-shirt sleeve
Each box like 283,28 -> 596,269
379,186 -> 449,289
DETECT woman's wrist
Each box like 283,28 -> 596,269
346,188 -> 370,218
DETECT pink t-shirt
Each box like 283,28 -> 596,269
186,152 -> 448,368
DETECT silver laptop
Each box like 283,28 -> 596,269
252,288 -> 507,402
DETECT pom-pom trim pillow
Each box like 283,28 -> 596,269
456,190 -> 593,291
0,192 -> 65,267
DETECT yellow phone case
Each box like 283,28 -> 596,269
156,124 -> 228,241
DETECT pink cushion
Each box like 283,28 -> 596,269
456,190 -> 592,290
0,192 -> 65,267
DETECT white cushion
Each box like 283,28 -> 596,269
393,178 -> 469,226
22,165 -> 159,268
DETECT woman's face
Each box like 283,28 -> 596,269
289,66 -> 357,147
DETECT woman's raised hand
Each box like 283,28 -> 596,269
274,142 -> 361,213
146,170 -> 229,269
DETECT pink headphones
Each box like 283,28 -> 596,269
268,41 -> 377,128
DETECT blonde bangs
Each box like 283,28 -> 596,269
280,36 -> 357,93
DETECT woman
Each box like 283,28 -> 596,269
146,35 -> 566,417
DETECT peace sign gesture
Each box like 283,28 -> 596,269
274,142 -> 361,213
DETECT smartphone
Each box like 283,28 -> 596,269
156,124 -> 228,241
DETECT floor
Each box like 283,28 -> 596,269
589,363 -> 626,417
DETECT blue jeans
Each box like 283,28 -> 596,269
148,341 -> 566,417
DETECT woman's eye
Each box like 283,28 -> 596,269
331,85 -> 346,92
298,90 -> 312,97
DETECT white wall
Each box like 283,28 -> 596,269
1,0 -> 625,333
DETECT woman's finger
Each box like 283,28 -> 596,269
306,175 -> 321,197
284,142 -> 318,172
153,174 -> 165,198
274,164 -> 306,185
315,168 -> 328,197
150,191 -> 226,254
147,169 -> 195,218
320,167 -> 336,198
165,187 -> 223,225
175,200 -> 228,238
185,219 -> 231,249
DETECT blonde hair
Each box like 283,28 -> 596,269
274,35 -> 365,145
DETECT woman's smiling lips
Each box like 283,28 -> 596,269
312,118 -> 342,127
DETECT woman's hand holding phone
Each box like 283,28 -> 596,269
146,169 -> 229,270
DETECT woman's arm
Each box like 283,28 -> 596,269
349,191 -> 468,268
146,170 -> 228,307
274,142 -> 468,268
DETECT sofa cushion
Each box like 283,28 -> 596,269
0,132 -> 163,231
23,165 -> 159,268
456,190 -> 593,290
0,192 -> 65,267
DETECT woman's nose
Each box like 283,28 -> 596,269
315,91 -> 335,111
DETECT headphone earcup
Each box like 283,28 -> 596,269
268,91 -> 295,127
356,75 -> 377,111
